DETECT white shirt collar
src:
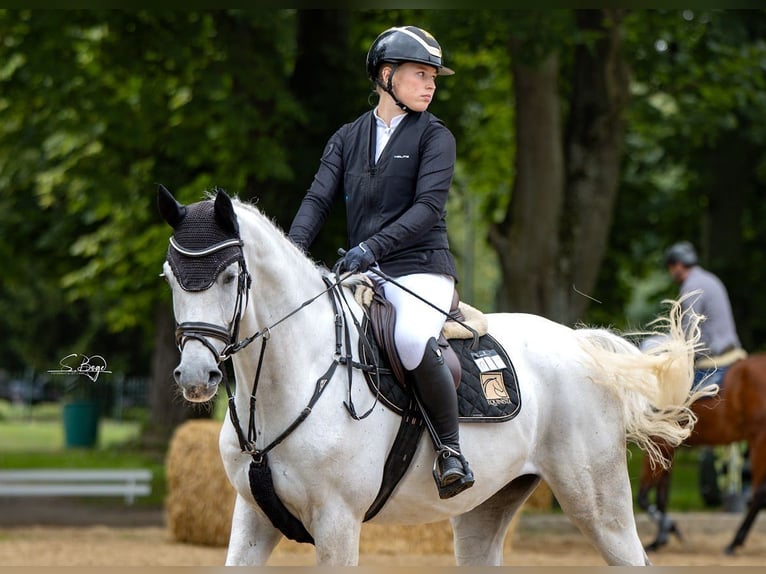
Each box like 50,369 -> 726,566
374,108 -> 407,130
374,109 -> 407,162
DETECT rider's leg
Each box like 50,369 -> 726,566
382,272 -> 474,499
411,336 -> 474,498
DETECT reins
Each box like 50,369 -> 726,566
176,260 -> 381,461
336,249 -> 480,348
217,272 -> 349,460
218,272 -> 341,362
327,274 -> 384,421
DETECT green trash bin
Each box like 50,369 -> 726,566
62,400 -> 100,448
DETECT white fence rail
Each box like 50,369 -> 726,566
0,469 -> 152,504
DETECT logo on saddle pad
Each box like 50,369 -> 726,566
480,372 -> 511,405
473,349 -> 512,406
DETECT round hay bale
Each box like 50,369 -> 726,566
360,521 -> 455,555
358,482 -> 549,555
165,419 -> 236,547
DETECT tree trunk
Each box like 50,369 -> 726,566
698,129 -> 752,349
491,9 -> 630,325
489,50 -> 564,318
284,10 -> 355,266
562,9 -> 630,324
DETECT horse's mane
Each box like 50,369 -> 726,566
219,193 -> 326,275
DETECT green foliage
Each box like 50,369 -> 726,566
0,10 -> 301,373
588,9 -> 766,341
421,12 -> 517,308
2,8 -> 766,380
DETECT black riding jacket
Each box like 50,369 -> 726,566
289,109 -> 458,280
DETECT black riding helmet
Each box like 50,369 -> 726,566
366,26 -> 454,111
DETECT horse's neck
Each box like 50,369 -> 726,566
236,203 -> 328,324
232,204 -> 340,407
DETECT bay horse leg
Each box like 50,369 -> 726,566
645,469 -> 684,550
451,474 -> 541,565
637,446 -> 683,551
225,494 -> 284,565
724,436 -> 766,555
724,481 -> 765,555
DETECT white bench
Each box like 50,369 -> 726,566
0,469 -> 152,505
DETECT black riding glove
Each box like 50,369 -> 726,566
338,242 -> 376,273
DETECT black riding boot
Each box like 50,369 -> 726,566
410,337 -> 474,499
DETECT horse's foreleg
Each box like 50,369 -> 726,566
225,494 -> 283,565
724,480 -> 765,555
452,474 -> 540,565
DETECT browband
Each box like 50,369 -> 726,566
169,236 -> 243,257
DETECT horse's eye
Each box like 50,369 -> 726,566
222,273 -> 236,285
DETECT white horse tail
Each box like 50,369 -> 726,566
574,297 -> 717,469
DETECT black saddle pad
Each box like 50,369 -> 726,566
360,322 -> 522,422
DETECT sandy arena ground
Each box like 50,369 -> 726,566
1,498 -> 766,566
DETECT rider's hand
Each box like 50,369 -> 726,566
338,242 -> 376,273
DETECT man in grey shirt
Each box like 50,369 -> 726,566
664,241 -> 747,384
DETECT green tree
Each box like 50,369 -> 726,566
0,9 -> 302,436
484,9 -> 631,325
4,8 -> 766,448
590,9 -> 766,348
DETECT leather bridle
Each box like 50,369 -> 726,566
172,239 -> 252,364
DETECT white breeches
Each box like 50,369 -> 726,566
373,272 -> 455,371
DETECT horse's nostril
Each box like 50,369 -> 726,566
209,369 -> 222,386
173,368 -> 182,383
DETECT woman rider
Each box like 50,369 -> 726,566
288,26 -> 473,499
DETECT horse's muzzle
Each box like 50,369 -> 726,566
174,364 -> 222,403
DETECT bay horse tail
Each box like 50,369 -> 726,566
574,296 -> 717,469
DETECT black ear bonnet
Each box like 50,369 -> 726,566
167,198 -> 244,292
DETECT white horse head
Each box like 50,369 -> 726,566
158,186 -> 249,403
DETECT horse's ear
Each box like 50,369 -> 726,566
214,189 -> 239,236
157,184 -> 186,228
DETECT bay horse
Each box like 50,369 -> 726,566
637,352 -> 766,555
158,187 -> 713,566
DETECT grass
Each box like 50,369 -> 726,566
0,399 -> 143,451
0,417 -> 141,452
